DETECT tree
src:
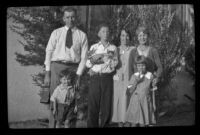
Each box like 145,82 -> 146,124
8,6 -> 87,87
107,5 -> 194,106
7,6 -> 90,121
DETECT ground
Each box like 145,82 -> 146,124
9,103 -> 195,128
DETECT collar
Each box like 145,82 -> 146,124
134,72 -> 152,79
120,45 -> 131,51
59,84 -> 73,90
64,26 -> 77,32
97,41 -> 110,49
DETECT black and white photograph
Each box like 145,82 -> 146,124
7,5 -> 195,128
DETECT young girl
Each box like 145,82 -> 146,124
125,55 -> 157,127
50,71 -> 77,128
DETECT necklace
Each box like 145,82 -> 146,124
120,45 -> 130,54
138,44 -> 148,52
137,45 -> 150,57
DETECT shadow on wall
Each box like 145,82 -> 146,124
7,18 -> 49,122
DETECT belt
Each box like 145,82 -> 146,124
92,72 -> 113,77
52,61 -> 79,66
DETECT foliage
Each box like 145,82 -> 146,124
106,5 -> 194,103
7,6 -> 89,120
8,6 -> 85,87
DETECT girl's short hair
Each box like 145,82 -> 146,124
135,55 -> 147,66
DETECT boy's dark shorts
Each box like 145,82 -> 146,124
54,100 -> 76,124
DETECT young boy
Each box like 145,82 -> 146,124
86,23 -> 118,127
50,71 -> 77,128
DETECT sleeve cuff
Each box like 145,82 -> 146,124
45,65 -> 50,71
76,70 -> 82,76
50,96 -> 55,102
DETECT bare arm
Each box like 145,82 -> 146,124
152,48 -> 163,81
53,98 -> 57,115
44,30 -> 57,86
76,34 -> 88,76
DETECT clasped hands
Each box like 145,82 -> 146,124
127,74 -> 144,95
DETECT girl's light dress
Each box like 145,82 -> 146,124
125,72 -> 156,125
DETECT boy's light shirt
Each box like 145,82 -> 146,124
50,84 -> 74,104
86,41 -> 118,73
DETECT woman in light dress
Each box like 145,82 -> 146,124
112,29 -> 135,127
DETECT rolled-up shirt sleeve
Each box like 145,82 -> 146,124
86,46 -> 94,68
44,30 -> 57,71
76,34 -> 88,75
50,86 -> 58,102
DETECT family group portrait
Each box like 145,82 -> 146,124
7,5 -> 195,128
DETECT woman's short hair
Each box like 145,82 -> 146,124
121,28 -> 131,40
136,25 -> 149,36
135,55 -> 147,66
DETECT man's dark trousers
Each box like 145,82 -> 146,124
87,73 -> 113,127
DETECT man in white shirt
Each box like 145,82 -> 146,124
44,7 -> 88,128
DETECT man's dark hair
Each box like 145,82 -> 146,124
62,7 -> 77,16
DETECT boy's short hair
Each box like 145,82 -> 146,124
59,69 -> 76,83
135,55 -> 147,66
97,22 -> 110,34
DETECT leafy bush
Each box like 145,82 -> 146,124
105,5 -> 194,105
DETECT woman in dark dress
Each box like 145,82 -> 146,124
129,25 -> 163,120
